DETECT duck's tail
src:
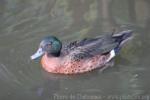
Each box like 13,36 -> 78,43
112,30 -> 133,53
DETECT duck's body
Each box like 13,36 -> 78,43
41,51 -> 111,74
31,30 -> 133,74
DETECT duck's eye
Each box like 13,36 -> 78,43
42,44 -> 51,51
45,44 -> 51,48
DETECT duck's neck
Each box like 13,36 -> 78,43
47,51 -> 61,57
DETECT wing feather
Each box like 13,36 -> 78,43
62,34 -> 118,61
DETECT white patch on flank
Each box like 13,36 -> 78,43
106,49 -> 115,63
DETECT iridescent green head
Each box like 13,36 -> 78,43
31,36 -> 62,60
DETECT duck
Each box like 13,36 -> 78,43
31,30 -> 133,74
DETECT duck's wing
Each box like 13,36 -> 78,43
63,34 -> 119,61
62,37 -> 100,55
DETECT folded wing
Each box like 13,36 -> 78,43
62,34 -> 119,61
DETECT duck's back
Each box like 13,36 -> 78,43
62,34 -> 118,56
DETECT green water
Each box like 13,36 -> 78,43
0,0 -> 150,100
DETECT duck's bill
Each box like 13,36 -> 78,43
30,48 -> 44,60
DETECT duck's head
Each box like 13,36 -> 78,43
31,36 -> 62,60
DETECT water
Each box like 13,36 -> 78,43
0,0 -> 150,100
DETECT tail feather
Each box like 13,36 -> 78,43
113,30 -> 133,53
113,30 -> 133,43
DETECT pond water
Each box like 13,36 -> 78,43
0,0 -> 150,100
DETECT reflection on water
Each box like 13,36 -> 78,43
0,0 -> 150,100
